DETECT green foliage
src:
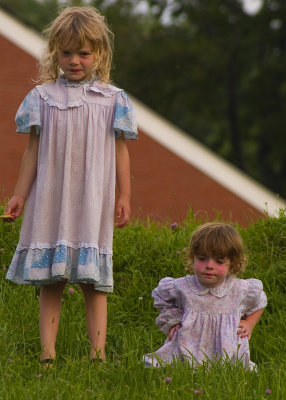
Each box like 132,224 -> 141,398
0,0 -> 59,31
1,206 -> 286,398
99,0 -> 286,198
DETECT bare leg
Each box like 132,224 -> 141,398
80,283 -> 107,360
39,281 -> 66,361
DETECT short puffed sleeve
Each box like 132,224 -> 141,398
242,278 -> 267,316
15,89 -> 41,134
113,91 -> 138,140
152,277 -> 183,335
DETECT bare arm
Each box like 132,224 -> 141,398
115,134 -> 131,228
5,127 -> 39,218
237,308 -> 265,340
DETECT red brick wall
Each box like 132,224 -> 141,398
128,133 -> 263,226
0,34 -> 263,225
0,34 -> 37,200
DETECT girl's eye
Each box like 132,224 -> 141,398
62,51 -> 70,56
216,259 -> 225,265
197,255 -> 206,261
80,52 -> 90,56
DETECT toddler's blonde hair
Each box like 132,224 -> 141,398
39,6 -> 113,83
187,222 -> 246,275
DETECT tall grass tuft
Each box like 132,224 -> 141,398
0,205 -> 286,399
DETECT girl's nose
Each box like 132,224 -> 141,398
70,54 -> 79,64
206,258 -> 215,269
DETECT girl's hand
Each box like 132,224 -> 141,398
168,324 -> 181,341
115,196 -> 131,228
237,319 -> 254,340
5,195 -> 26,219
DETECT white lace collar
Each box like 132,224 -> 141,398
188,275 -> 234,298
60,75 -> 97,87
36,78 -> 122,109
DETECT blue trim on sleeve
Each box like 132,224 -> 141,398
114,91 -> 138,140
15,89 -> 41,134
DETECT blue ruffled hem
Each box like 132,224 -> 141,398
6,245 -> 113,293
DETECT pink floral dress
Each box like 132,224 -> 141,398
144,275 -> 267,369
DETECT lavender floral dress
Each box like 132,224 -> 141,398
144,275 -> 267,369
6,76 -> 137,292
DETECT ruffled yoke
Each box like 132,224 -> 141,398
36,76 -> 122,109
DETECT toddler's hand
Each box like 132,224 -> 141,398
237,319 -> 254,340
168,324 -> 181,341
5,196 -> 26,220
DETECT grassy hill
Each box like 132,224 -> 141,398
1,207 -> 285,399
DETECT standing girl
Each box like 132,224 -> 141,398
5,6 -> 137,364
144,222 -> 267,369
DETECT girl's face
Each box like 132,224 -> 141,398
58,40 -> 95,82
193,255 -> 230,288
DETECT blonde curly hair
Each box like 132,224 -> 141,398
39,6 -> 113,83
187,222 -> 247,275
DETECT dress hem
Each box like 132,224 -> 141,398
6,244 -> 113,292
6,276 -> 113,293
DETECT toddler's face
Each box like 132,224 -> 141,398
58,39 -> 95,82
193,255 -> 230,288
